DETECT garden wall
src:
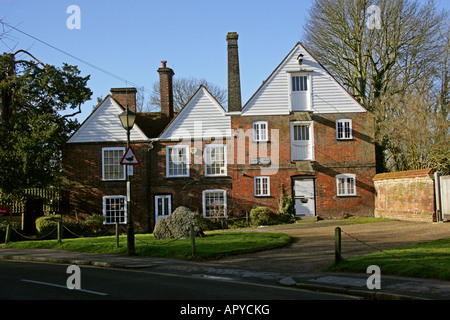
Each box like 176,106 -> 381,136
373,169 -> 436,222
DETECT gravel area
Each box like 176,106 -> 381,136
209,220 -> 450,274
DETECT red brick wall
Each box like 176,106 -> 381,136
149,140 -> 232,228
313,113 -> 376,218
62,141 -> 152,231
229,112 -> 376,218
63,110 -> 376,230
374,170 -> 436,222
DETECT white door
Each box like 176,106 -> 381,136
293,179 -> 315,217
291,122 -> 313,161
291,75 -> 310,111
155,195 -> 172,223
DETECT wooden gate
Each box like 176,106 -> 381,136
436,174 -> 450,221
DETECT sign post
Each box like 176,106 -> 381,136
120,146 -> 141,166
0,207 -> 10,215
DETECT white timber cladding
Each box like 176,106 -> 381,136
67,96 -> 148,143
159,86 -> 231,140
241,43 -> 366,116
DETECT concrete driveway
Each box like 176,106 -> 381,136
209,219 -> 450,274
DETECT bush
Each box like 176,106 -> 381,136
0,221 -> 21,243
82,214 -> 105,231
35,214 -> 61,237
278,194 -> 295,223
250,207 -> 273,226
198,215 -> 227,231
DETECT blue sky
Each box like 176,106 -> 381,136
1,0 -> 449,123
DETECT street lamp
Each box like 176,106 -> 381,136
118,107 -> 136,256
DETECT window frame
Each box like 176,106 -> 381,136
254,176 -> 271,197
102,147 -> 126,181
204,144 -> 227,177
252,121 -> 269,142
292,75 -> 308,92
202,189 -> 227,218
155,195 -> 172,221
336,174 -> 357,196
336,119 -> 353,140
166,145 -> 190,178
103,195 -> 127,225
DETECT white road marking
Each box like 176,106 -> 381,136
21,279 -> 108,296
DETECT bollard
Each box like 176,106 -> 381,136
116,221 -> 119,249
57,221 -> 62,243
335,227 -> 342,264
5,224 -> 11,244
190,224 -> 196,256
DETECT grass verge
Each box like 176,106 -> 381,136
2,231 -> 291,260
328,238 -> 450,281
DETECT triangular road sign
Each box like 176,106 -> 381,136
120,146 -> 140,165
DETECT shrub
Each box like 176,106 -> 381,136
35,214 -> 61,237
198,215 -> 226,231
278,194 -> 295,223
82,214 -> 105,232
250,207 -> 272,226
0,221 -> 21,242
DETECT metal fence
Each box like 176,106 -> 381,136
0,188 -> 62,215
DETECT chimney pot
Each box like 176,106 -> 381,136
161,61 -> 167,68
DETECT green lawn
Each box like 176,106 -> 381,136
3,231 -> 291,260
329,238 -> 450,281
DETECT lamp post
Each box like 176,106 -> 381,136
118,106 -> 136,256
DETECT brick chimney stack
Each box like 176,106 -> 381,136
226,32 -> 242,112
158,61 -> 175,119
110,87 -> 137,112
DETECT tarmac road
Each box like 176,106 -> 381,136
1,219 -> 450,300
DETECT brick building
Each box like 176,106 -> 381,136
63,33 -> 376,231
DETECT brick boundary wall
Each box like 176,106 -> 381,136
373,169 -> 436,222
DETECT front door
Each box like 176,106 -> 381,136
293,179 -> 315,217
155,195 -> 172,223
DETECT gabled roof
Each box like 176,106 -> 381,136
158,85 -> 231,140
67,95 -> 149,143
241,42 -> 367,115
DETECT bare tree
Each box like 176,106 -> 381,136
142,77 -> 227,113
303,0 -> 449,173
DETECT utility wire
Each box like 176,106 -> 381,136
0,21 -> 151,95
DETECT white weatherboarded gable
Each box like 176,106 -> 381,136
241,43 -> 366,116
67,96 -> 148,143
159,86 -> 231,140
